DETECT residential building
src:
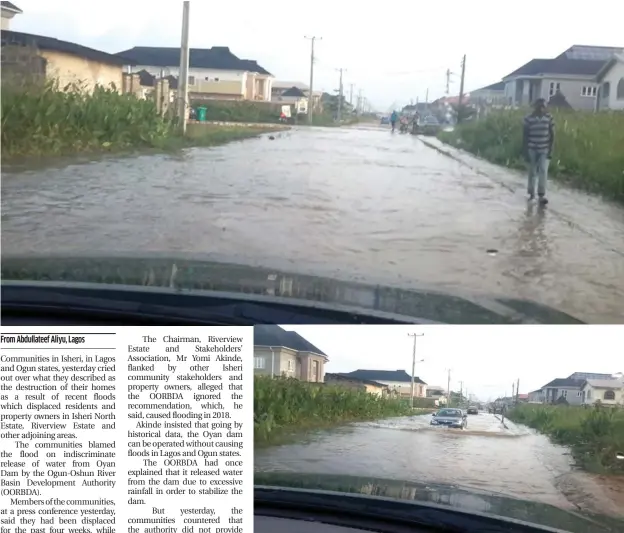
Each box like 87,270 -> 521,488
116,46 -> 273,102
0,1 -> 21,30
1,29 -> 127,93
596,53 -> 624,110
274,86 -> 308,114
541,378 -> 585,405
271,81 -> 322,113
339,369 -> 427,398
582,378 -> 624,406
528,389 -> 545,403
502,45 -> 624,110
568,371 -> 619,381
325,373 -> 388,396
272,80 -> 308,99
426,385 -> 447,405
254,325 -> 328,382
469,81 -> 506,106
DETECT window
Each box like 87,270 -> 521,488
604,390 -> 616,401
561,390 -> 568,398
188,75 -> 195,85
549,82 -> 560,96
287,359 -> 294,371
577,391 -> 582,397
254,357 -> 265,369
581,86 -> 597,97
602,82 -> 610,98
617,78 -> 624,100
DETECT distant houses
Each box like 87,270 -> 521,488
471,44 -> 624,111
528,372 -> 624,406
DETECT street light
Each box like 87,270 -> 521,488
408,333 -> 424,409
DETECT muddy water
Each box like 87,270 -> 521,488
2,126 -> 623,323
254,413 -> 624,519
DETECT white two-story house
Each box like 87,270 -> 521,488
116,46 -> 273,102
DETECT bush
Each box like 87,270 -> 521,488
508,404 -> 624,474
1,80 -> 175,157
438,110 -> 624,202
254,375 -> 412,443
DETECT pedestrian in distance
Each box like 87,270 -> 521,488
390,110 -> 398,132
523,98 -> 555,205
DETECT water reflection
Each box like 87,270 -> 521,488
2,126 -> 624,323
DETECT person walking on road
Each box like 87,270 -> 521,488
523,98 -> 555,205
390,110 -> 398,132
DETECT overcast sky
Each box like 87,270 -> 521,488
281,325 -> 622,401
11,0 -> 624,110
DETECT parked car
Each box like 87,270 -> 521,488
380,116 -> 390,125
416,115 -> 441,136
467,406 -> 478,415
430,408 -> 467,429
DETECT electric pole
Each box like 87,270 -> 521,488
336,68 -> 346,122
425,88 -> 429,104
457,54 -> 466,123
357,88 -> 363,114
305,36 -> 321,125
177,1 -> 190,134
459,381 -> 463,403
408,333 -> 424,409
447,369 -> 451,407
516,378 -> 520,405
445,68 -> 452,95
349,83 -> 354,106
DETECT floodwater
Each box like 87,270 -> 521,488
2,125 -> 624,323
254,412 -> 624,520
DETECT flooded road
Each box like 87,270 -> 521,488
255,412 -> 624,519
2,125 -> 624,323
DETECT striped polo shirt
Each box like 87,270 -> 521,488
524,112 -> 554,151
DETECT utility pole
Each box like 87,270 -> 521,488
447,369 -> 451,407
177,1 -> 191,134
304,36 -> 321,125
445,68 -> 452,95
336,68 -> 346,122
459,381 -> 463,403
357,88 -> 363,114
516,378 -> 520,405
457,54 -> 466,124
425,88 -> 429,104
349,83 -> 354,106
408,333 -> 424,409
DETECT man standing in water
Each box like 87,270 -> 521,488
523,98 -> 555,205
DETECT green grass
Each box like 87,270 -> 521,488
1,80 -> 175,158
508,404 -> 624,474
438,110 -> 624,203
1,81 -> 284,160
255,375 -> 413,445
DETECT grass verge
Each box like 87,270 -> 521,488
507,404 -> 624,474
437,110 -> 624,203
1,81 -> 285,162
255,376 -> 414,446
